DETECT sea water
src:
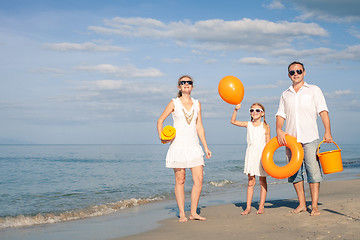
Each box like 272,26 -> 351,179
0,143 -> 359,229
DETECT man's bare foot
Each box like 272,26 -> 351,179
256,208 -> 265,214
189,214 -> 206,221
241,208 -> 251,215
179,216 -> 188,222
291,206 -> 307,213
310,207 -> 320,216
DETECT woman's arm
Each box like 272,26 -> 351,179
196,102 -> 211,159
157,100 -> 174,141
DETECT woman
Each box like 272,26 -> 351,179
157,75 -> 211,222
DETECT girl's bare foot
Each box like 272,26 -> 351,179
189,214 -> 206,221
241,208 -> 251,215
179,216 -> 188,222
310,207 -> 320,216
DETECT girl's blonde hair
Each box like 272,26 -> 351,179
250,102 -> 269,135
177,75 -> 193,98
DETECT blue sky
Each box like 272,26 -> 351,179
0,0 -> 359,144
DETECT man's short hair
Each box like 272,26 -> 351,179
288,61 -> 305,71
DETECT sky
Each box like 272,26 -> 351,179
0,0 -> 359,145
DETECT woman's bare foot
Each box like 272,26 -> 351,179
256,207 -> 265,214
291,205 -> 307,213
189,214 -> 206,221
241,208 -> 251,215
310,207 -> 320,216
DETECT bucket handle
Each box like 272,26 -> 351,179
317,140 -> 340,155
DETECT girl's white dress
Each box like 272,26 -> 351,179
165,97 -> 204,168
244,121 -> 267,176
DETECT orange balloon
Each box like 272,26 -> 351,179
218,76 -> 244,105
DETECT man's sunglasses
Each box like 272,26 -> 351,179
289,69 -> 303,76
180,80 -> 193,85
249,108 -> 263,113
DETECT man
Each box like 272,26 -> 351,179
276,61 -> 332,216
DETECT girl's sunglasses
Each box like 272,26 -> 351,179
289,69 -> 303,76
249,108 -> 263,113
180,80 -> 193,85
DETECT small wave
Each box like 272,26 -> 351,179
0,197 -> 163,229
208,179 -> 233,187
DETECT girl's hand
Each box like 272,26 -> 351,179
235,103 -> 241,110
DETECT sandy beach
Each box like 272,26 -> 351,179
117,178 -> 360,240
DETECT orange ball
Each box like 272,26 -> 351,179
218,76 -> 244,105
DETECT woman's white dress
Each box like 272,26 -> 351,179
165,97 -> 204,168
244,121 -> 267,176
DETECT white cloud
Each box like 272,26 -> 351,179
44,42 -> 128,52
204,59 -> 217,64
334,90 -> 353,96
74,64 -> 164,78
247,80 -> 289,90
237,57 -> 270,65
162,58 -> 186,63
323,45 -> 360,61
89,17 -> 328,51
31,67 -> 64,74
291,0 -> 360,22
348,28 -> 360,39
271,47 -> 334,57
264,1 -> 285,10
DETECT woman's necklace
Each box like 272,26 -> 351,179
182,109 -> 194,125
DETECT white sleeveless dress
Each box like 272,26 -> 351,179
165,98 -> 204,168
244,121 -> 267,177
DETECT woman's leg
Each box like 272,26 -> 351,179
242,175 -> 255,215
189,165 -> 206,220
174,168 -> 187,222
257,176 -> 267,214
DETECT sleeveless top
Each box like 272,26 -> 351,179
165,97 -> 204,168
243,121 -> 267,176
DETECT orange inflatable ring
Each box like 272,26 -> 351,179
161,125 -> 176,144
261,135 -> 304,179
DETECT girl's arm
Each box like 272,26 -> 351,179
196,102 -> 212,159
265,124 -> 271,144
157,100 -> 174,141
230,104 -> 248,127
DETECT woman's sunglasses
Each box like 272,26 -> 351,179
289,69 -> 303,76
180,80 -> 193,85
249,108 -> 264,113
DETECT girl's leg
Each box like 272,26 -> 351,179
257,176 -> 267,214
189,165 -> 206,220
173,168 -> 187,222
242,175 -> 255,215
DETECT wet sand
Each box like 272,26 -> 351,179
117,179 -> 360,240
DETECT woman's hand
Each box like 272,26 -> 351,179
205,148 -> 212,159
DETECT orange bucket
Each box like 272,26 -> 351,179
317,140 -> 343,174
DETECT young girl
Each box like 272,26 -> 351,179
231,103 -> 270,215
157,75 -> 211,222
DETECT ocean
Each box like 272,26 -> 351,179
0,143 -> 359,230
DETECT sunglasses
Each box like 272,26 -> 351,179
180,80 -> 193,85
289,69 -> 303,76
249,108 -> 264,113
